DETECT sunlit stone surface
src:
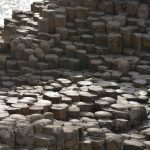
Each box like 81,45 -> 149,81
0,0 -> 150,149
0,0 -> 41,26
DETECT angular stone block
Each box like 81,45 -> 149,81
65,44 -> 77,58
54,14 -> 66,29
91,21 -> 105,34
51,103 -> 68,120
127,1 -> 139,17
107,33 -> 122,54
105,133 -> 123,150
45,54 -> 59,69
38,17 -> 50,33
75,7 -> 89,19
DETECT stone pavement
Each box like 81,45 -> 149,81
0,71 -> 149,150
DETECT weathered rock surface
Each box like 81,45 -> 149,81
0,0 -> 149,149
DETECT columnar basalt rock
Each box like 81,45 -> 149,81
0,0 -> 149,149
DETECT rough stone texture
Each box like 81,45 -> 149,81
0,0 -> 149,149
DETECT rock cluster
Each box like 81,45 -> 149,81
0,76 -> 148,149
0,0 -> 149,149
0,0 -> 149,75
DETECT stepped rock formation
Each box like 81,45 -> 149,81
0,0 -> 149,149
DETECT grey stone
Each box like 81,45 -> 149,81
35,47 -> 45,61
28,55 -> 38,68
118,60 -> 130,75
15,123 -> 34,148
